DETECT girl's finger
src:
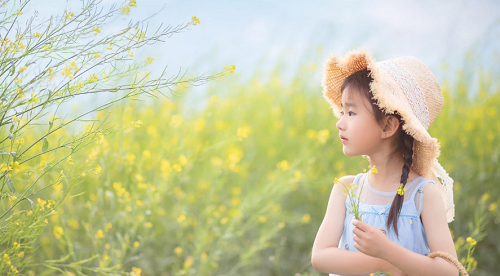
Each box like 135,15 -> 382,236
352,225 -> 363,236
352,219 -> 367,231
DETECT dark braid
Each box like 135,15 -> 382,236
386,117 -> 414,238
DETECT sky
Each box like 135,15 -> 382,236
10,0 -> 500,110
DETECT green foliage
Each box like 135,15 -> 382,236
18,61 -> 496,275
0,0 -> 230,274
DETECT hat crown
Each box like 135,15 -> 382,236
377,56 -> 443,129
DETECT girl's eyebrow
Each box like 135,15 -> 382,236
341,102 -> 357,108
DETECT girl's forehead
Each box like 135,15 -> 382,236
341,88 -> 364,107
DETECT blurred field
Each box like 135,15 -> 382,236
6,60 -> 498,275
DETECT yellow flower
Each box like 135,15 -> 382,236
259,216 -> 267,223
19,66 -> 27,72
223,63 -> 236,74
191,16 -> 200,25
174,247 -> 183,254
370,165 -> 378,174
317,129 -> 330,144
179,155 -> 188,166
397,183 -> 406,196
53,226 -> 64,239
93,164 -> 102,174
143,56 -> 154,64
201,252 -> 207,259
104,222 -> 112,232
133,241 -> 140,247
184,256 -> 194,268
237,126 -> 250,139
133,120 -> 143,128
130,267 -> 141,276
306,129 -> 317,139
466,237 -> 477,246
94,52 -> 100,58
89,73 -> 98,82
177,213 -> 186,223
173,164 -> 182,172
489,202 -> 498,211
170,114 -> 183,128
120,6 -> 130,15
95,230 -> 104,239
194,119 -> 205,131
68,219 -> 79,229
277,160 -> 290,171
92,25 -> 101,35
302,213 -> 311,223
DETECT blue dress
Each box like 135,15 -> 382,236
330,172 -> 435,276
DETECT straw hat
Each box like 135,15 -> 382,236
322,49 -> 455,223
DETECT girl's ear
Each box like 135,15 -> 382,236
381,115 -> 400,139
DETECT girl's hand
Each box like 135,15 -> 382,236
352,219 -> 392,260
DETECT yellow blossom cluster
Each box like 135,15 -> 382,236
306,129 -> 331,144
3,254 -> 19,274
1,161 -> 21,174
64,10 -> 75,22
223,64 -> 235,76
89,73 -> 98,83
160,155 -> 188,177
92,25 -> 101,36
113,182 -> 131,203
190,16 -> 200,26
70,81 -> 84,93
397,183 -> 406,196
0,34 -> 26,53
53,226 -> 64,239
61,61 -> 79,80
37,198 -> 55,211
121,0 -> 137,15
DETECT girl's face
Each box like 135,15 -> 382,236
336,87 -> 384,157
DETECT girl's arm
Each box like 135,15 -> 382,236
312,176 -> 405,275
380,183 -> 458,276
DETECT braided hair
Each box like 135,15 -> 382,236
386,115 -> 414,237
341,69 -> 414,237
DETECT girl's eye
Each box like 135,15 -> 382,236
340,111 -> 355,116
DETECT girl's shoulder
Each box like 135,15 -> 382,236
335,175 -> 357,187
333,175 -> 357,197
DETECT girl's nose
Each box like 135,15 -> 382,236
336,116 -> 345,131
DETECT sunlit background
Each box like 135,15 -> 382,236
2,0 -> 500,275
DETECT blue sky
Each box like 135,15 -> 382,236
15,0 -> 500,107
25,0 -> 500,78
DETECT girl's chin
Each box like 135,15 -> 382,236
342,149 -> 363,157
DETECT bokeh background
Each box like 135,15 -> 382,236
8,0 -> 500,275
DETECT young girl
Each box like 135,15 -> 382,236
311,50 -> 458,276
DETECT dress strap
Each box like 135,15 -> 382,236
353,173 -> 364,185
412,179 -> 437,215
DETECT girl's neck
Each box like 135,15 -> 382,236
367,157 -> 419,192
